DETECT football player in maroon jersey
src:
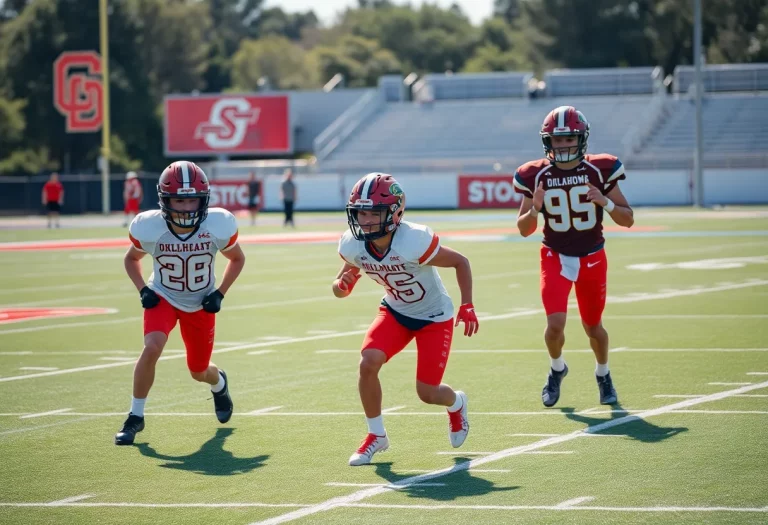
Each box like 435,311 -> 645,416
513,106 -> 634,407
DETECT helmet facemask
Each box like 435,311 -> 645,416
159,195 -> 210,229
541,131 -> 589,163
347,204 -> 396,241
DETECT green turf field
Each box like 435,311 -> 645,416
1,208 -> 767,525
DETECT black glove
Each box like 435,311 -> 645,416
201,289 -> 224,313
139,286 -> 160,309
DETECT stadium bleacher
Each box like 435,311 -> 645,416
320,95 -> 655,172
631,93 -> 768,168
317,64 -> 768,173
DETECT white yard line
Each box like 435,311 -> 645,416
19,367 -> 59,371
19,408 -> 72,419
556,496 -> 595,508
0,330 -> 368,383
656,394 -> 768,398
523,451 -> 576,455
0,502 -> 309,508
247,380 -> 768,525
246,350 -> 275,356
625,348 -> 768,353
381,406 -> 407,414
672,410 -> 768,415
7,407 -> 768,419
708,382 -> 752,386
747,372 -> 768,376
0,316 -> 140,336
325,483 -> 446,488
316,347 -> 768,355
47,495 -> 94,506
247,406 -> 284,415
654,395 -> 704,399
1,351 -> 132,356
342,502 -> 768,513
0,291 -> 380,336
0,501 -> 766,513
402,469 -> 511,473
436,451 -> 493,456
10,293 -> 129,307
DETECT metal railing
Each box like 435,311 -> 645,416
312,90 -> 385,162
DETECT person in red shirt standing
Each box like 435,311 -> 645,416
123,171 -> 144,227
42,172 -> 64,228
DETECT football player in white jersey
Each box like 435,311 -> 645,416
333,173 -> 479,466
115,161 -> 246,446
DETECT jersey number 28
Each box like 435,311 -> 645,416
157,254 -> 213,292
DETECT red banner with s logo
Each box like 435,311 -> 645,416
164,95 -> 292,156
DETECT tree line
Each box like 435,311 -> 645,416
0,0 -> 765,175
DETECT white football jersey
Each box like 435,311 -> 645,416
129,208 -> 239,312
338,220 -> 453,323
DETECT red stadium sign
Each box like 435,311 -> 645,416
209,181 -> 252,211
53,51 -> 103,133
458,175 -> 523,209
164,95 -> 291,156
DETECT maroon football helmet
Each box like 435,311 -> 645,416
346,173 -> 406,241
540,105 -> 590,163
157,161 -> 210,228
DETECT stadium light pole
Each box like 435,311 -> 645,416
99,0 -> 111,215
693,0 -> 704,207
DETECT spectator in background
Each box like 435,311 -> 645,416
42,172 -> 64,228
248,171 -> 262,226
123,171 -> 144,227
280,169 -> 297,228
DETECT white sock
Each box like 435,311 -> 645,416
130,397 -> 146,417
211,372 -> 226,393
366,415 -> 385,436
596,363 -> 610,377
551,356 -> 566,372
447,391 -> 463,412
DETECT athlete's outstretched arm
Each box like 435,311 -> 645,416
332,262 -> 361,298
428,246 -> 479,336
428,246 -> 473,305
124,245 -> 148,292
217,243 -> 246,295
586,183 -> 634,228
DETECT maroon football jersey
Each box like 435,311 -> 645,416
513,154 -> 626,257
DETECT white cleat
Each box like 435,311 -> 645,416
348,433 -> 389,466
448,391 -> 469,448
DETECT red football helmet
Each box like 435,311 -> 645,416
157,161 -> 210,229
346,173 -> 406,241
540,105 -> 590,163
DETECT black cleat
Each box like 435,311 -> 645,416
541,364 -> 569,407
115,413 -> 145,445
212,370 -> 233,423
597,372 -> 618,405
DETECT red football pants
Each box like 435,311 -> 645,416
361,306 -> 454,386
540,246 -> 608,326
144,297 -> 215,373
